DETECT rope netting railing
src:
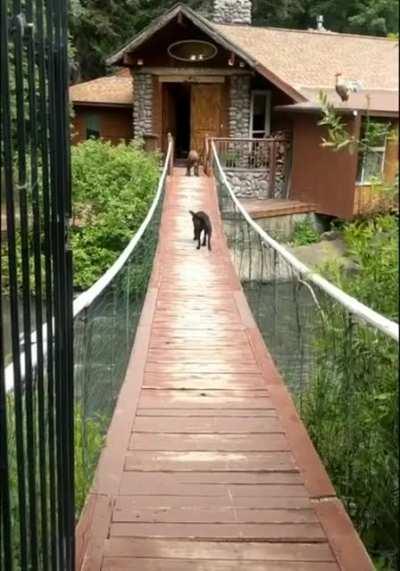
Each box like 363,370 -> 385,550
212,141 -> 399,569
3,140 -> 171,567
71,140 -> 171,514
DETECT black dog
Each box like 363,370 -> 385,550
189,210 -> 212,251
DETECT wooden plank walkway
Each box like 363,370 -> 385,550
76,169 -> 373,571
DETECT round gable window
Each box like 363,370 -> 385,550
168,40 -> 217,62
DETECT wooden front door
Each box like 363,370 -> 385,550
190,83 -> 226,156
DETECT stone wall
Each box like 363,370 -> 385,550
132,73 -> 153,138
225,170 -> 269,199
213,0 -> 252,24
229,76 -> 251,139
225,169 -> 288,200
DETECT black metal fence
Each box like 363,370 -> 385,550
1,0 -> 74,568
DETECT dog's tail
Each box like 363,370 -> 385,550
189,210 -> 196,217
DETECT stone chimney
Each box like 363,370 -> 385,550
213,0 -> 252,25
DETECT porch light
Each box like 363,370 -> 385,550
168,40 -> 217,62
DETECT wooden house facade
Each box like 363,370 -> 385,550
69,2 -> 399,220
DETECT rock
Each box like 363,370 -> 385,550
321,230 -> 341,241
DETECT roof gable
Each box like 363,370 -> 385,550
106,3 -> 306,103
106,3 -> 399,113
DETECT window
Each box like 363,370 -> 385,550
250,91 -> 271,138
168,40 -> 217,62
85,113 -> 101,140
356,120 -> 388,184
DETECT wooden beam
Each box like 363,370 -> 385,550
137,67 -> 252,76
158,75 -> 225,83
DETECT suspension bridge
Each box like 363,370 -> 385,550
71,140 -> 394,570
1,134 -> 398,569
1,0 -> 398,565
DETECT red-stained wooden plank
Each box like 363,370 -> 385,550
112,505 -> 318,524
129,433 -> 289,451
135,408 -> 276,418
104,538 -> 335,561
143,372 -> 266,390
109,522 -> 326,541
118,472 -> 307,496
133,416 -> 282,433
124,450 -> 296,472
138,390 -> 273,409
112,495 -> 312,510
102,559 -> 340,570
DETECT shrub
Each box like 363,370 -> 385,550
302,213 -> 399,569
71,139 -> 160,290
291,218 -> 320,246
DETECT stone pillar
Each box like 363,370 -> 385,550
229,75 -> 251,139
132,73 -> 153,139
213,0 -> 252,24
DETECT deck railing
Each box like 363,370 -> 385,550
208,136 -> 292,199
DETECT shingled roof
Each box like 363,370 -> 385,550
69,68 -> 132,106
214,24 -> 398,113
103,4 -> 398,114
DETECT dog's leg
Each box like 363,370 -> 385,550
197,233 -> 201,249
202,230 -> 207,247
208,233 -> 212,251
194,163 -> 199,176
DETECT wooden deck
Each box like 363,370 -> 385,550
76,170 -> 372,570
239,198 -> 317,219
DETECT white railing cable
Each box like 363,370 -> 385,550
73,142 -> 172,316
212,141 -> 399,342
5,141 -> 173,393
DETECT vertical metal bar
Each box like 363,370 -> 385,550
11,0 -> 39,565
0,206 -> 13,571
35,0 -> 58,561
1,0 -> 29,567
53,0 -> 74,566
46,0 -> 66,564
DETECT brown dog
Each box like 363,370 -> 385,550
186,150 -> 200,176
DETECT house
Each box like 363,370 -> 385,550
69,1 -> 399,219
70,68 -> 133,144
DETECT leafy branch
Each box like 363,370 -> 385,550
317,91 -> 393,155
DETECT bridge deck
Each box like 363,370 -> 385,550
76,169 -> 372,570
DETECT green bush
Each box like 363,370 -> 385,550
71,139 -> 160,290
302,213 -> 399,569
74,407 -> 106,517
320,214 -> 398,320
291,218 -> 320,246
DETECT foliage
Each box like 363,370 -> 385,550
290,218 -> 320,245
318,91 -> 393,156
69,0 -> 399,79
74,406 -> 106,517
301,213 -> 399,568
301,315 -> 398,569
71,139 -> 160,290
253,0 -> 399,34
4,395 -> 106,567
320,214 -> 398,319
